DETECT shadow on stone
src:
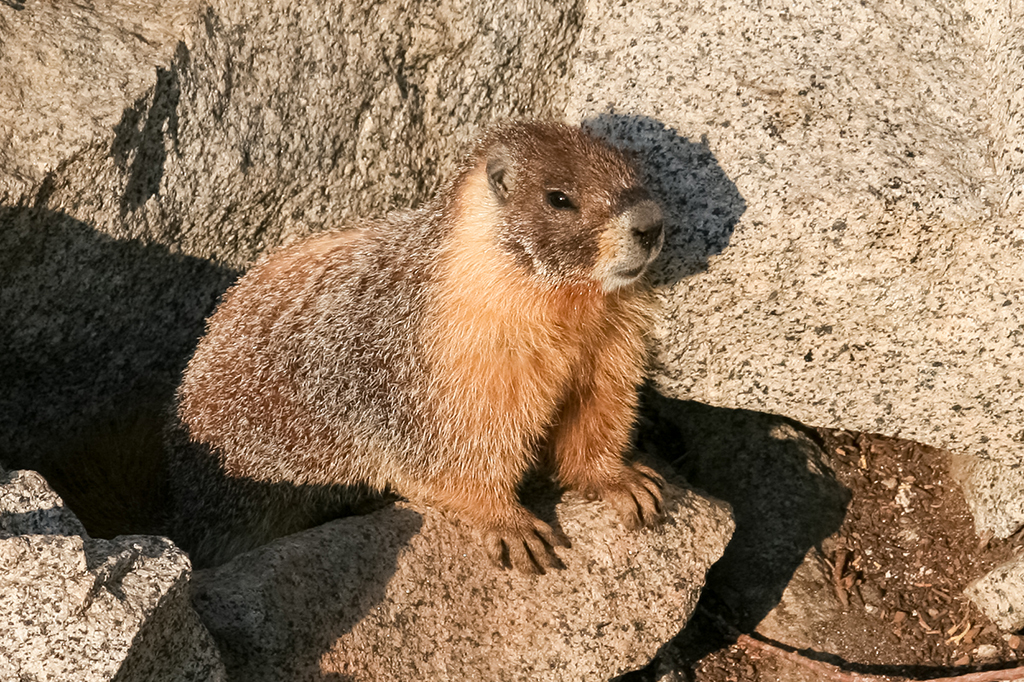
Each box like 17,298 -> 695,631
0,206 -> 239,533
189,504 -> 421,682
583,113 -> 746,285
626,384 -> 850,676
111,59 -> 182,214
164,418 -> 397,570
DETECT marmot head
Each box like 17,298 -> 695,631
472,122 -> 664,292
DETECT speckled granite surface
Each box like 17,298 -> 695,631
568,0 -> 1024,537
0,467 -> 225,682
966,555 -> 1024,631
191,481 -> 732,681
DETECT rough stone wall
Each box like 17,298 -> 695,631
0,0 -> 199,201
567,0 -> 1024,537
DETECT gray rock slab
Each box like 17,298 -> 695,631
635,390 -> 849,673
965,557 -> 1024,632
567,0 -> 1024,538
0,468 -> 88,537
950,452 -> 1024,544
0,0 -> 198,200
191,480 -> 733,682
0,468 -> 225,682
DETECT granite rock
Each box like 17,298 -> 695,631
0,466 -> 225,682
567,0 -> 1024,538
0,0 -> 199,201
190,479 -> 733,682
636,390 -> 849,637
0,467 -> 88,537
965,556 -> 1024,632
634,391 -> 850,679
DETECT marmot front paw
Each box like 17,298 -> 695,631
585,462 -> 665,530
483,509 -> 571,574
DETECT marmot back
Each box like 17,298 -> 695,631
167,121 -> 666,571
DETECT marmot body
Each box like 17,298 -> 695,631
167,122 -> 666,570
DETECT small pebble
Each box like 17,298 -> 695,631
975,644 -> 999,660
860,583 -> 883,606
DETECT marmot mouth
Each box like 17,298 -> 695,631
600,263 -> 649,291
618,264 -> 646,279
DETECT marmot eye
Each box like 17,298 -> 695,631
546,191 -> 576,210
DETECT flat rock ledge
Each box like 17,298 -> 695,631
0,466 -> 225,682
1,461 -> 733,681
191,481 -> 733,682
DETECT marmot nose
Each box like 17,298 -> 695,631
632,220 -> 664,251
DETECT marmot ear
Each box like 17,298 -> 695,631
486,148 -> 513,204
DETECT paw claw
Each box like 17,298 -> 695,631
585,461 -> 666,530
483,511 -> 566,573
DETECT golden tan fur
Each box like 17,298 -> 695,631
166,121 -> 665,571
414,165 -> 659,564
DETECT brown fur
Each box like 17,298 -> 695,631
166,121 -> 665,571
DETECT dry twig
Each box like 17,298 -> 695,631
833,547 -> 851,608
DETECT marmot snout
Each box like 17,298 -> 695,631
167,121 -> 666,572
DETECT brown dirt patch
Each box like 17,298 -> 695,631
681,429 -> 1024,681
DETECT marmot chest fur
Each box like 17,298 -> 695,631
168,121 -> 666,571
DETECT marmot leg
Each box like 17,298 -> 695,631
419,468 -> 570,574
548,366 -> 664,529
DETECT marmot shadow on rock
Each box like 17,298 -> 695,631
166,121 -> 667,572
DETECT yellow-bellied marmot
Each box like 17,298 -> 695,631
166,121 -> 666,572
